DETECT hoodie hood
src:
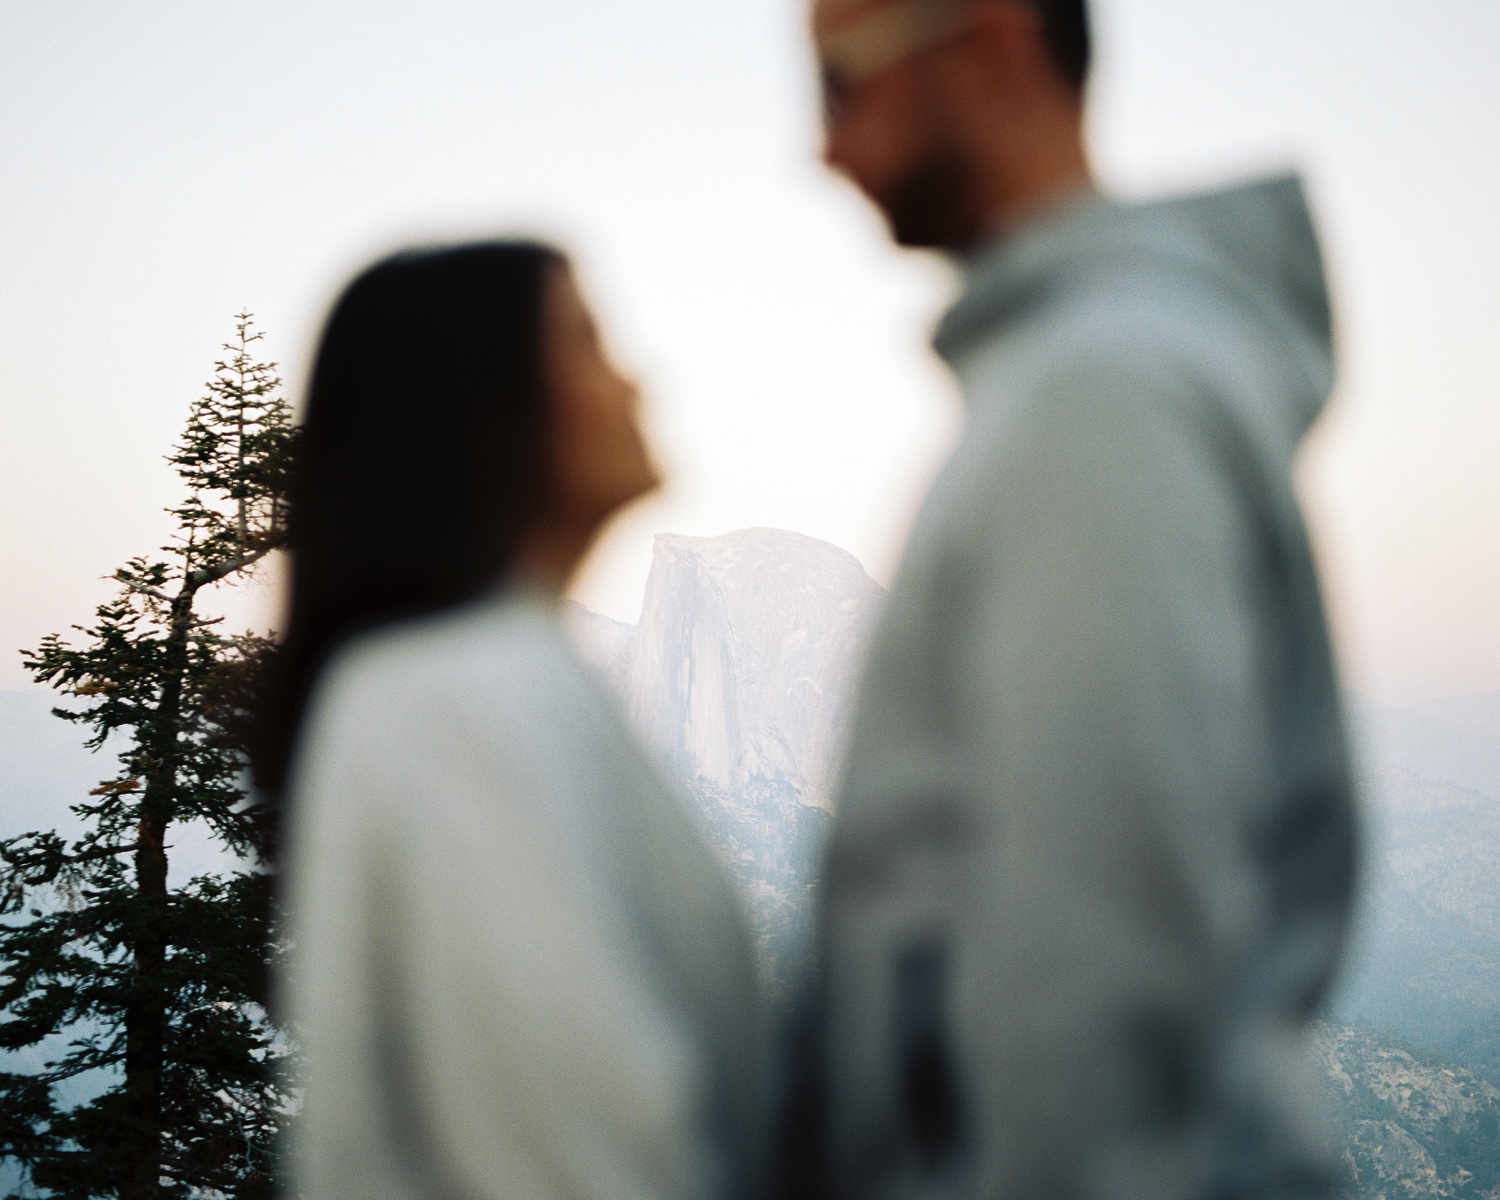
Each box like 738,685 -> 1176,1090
933,174 -> 1336,444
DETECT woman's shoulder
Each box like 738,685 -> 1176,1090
308,587 -> 590,748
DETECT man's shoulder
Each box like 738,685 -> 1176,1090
965,275 -> 1318,473
946,301 -> 1211,460
964,269 -> 1246,386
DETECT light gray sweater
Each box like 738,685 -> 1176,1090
282,589 -> 763,1200
812,177 -> 1357,1200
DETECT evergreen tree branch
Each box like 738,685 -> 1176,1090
1,312 -> 298,1199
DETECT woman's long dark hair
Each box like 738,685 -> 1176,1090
257,240 -> 561,802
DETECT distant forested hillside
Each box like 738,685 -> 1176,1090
7,531 -> 1500,1198
1316,1022 -> 1500,1199
1337,705 -> 1500,1090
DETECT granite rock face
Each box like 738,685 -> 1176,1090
568,528 -> 886,998
614,528 -> 885,810
1315,1022 -> 1500,1199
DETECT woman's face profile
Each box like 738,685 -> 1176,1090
541,263 -> 660,531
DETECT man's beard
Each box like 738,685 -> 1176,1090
882,142 -> 981,251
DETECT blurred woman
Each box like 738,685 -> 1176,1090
265,243 -> 763,1200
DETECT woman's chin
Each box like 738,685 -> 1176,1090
614,462 -> 664,514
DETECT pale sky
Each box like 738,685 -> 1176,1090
1,0 -> 1497,705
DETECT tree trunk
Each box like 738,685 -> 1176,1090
122,812 -> 168,1200
120,596 -> 191,1200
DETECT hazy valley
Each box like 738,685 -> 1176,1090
4,527 -> 1500,1197
570,528 -> 1500,1200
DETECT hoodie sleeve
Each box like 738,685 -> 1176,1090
936,338 -> 1355,1184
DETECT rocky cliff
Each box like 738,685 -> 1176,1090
1316,1022 -> 1500,1200
613,528 -> 885,809
568,527 -> 886,997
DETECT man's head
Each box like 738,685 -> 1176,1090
812,0 -> 1092,250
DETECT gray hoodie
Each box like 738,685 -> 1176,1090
811,176 -> 1357,1200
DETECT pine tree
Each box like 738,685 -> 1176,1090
0,316 -> 299,1200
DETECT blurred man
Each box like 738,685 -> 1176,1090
795,1 -> 1358,1198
